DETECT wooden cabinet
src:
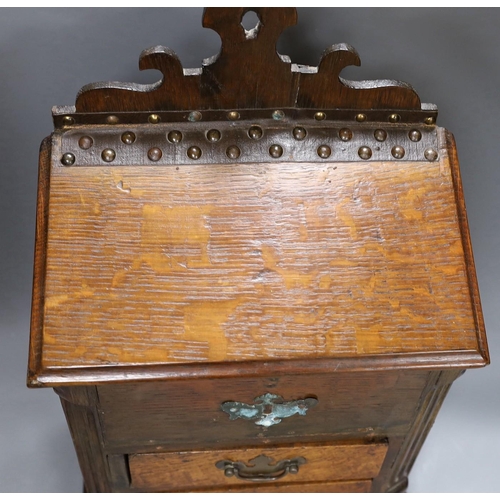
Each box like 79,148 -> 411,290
28,7 -> 488,493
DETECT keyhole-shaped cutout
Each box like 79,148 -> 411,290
241,10 -> 261,40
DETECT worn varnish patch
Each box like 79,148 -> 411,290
41,139 -> 478,367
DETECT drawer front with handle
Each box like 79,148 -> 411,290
98,370 -> 428,453
128,441 -> 388,492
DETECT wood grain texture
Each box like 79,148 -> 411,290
27,137 -> 52,386
374,369 -> 461,493
75,8 -> 422,113
97,370 -> 428,454
106,454 -> 131,491
129,441 -> 388,491
58,387 -> 111,493
37,127 -> 480,371
28,351 -> 487,386
445,130 -> 489,364
190,479 -> 372,493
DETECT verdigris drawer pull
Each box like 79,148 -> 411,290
216,454 -> 307,482
221,393 -> 318,427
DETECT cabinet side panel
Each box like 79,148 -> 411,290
372,369 -> 462,492
58,387 -> 111,493
445,130 -> 489,364
27,136 -> 52,385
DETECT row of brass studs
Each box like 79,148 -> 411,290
61,144 -> 438,166
62,144 -> 330,164
355,145 -> 437,161
61,110 -> 436,127
78,126 -> 425,146
60,125 -> 438,166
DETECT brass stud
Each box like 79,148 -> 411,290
292,127 -> 307,140
339,128 -> 353,142
106,115 -> 119,124
409,130 -> 422,142
206,129 -> 221,142
389,113 -> 401,123
188,111 -> 202,122
358,146 -> 372,160
424,116 -> 435,125
187,146 -> 202,160
248,126 -> 263,140
60,153 -> 75,166
227,111 -> 240,120
374,129 -> 387,142
391,145 -> 405,159
101,149 -> 116,162
121,131 -> 136,145
167,130 -> 183,144
62,116 -> 75,126
424,148 -> 439,162
272,110 -> 285,120
314,112 -> 326,121
226,145 -> 241,159
317,145 -> 332,159
78,136 -> 93,150
148,114 -> 161,124
269,144 -> 283,158
148,147 -> 162,162
356,113 -> 367,122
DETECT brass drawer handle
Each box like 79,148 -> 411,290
216,454 -> 306,482
221,392 -> 318,427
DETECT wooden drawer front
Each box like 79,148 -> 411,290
198,480 -> 372,493
99,370 -> 428,452
129,441 -> 388,492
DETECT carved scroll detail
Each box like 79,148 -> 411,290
75,8 -> 422,113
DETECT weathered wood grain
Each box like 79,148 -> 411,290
38,128 -> 479,370
129,441 -> 388,491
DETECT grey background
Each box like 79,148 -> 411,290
0,7 -> 498,492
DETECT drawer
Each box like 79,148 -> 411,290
128,441 -> 388,492
98,370 -> 429,453
196,480 -> 373,493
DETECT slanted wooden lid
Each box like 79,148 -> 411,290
28,8 -> 488,386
